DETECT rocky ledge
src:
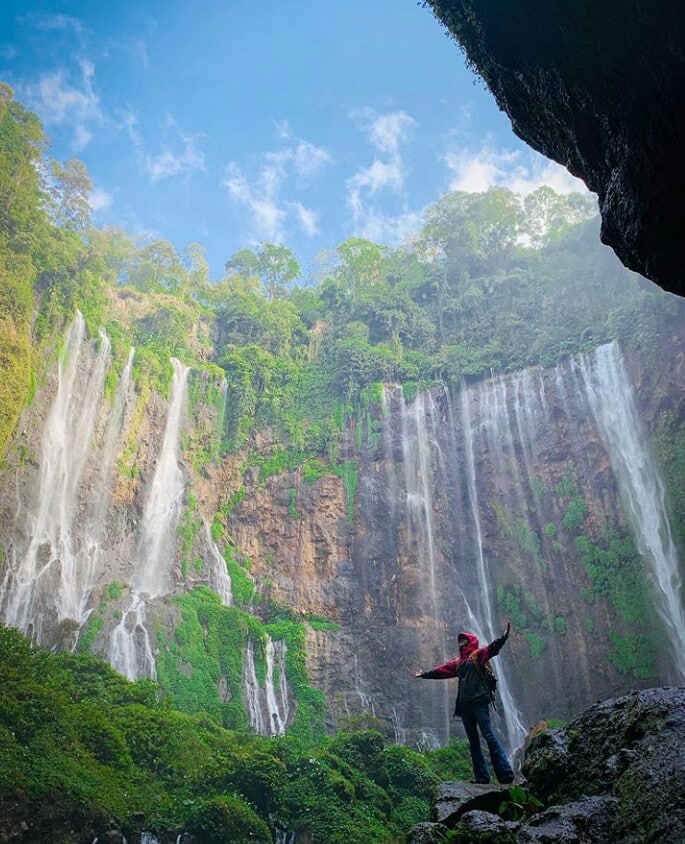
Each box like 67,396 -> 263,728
424,1 -> 685,298
408,686 -> 685,842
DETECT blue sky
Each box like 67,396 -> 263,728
1,1 -> 591,280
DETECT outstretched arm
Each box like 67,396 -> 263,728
411,658 -> 459,679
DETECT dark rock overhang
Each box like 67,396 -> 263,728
423,1 -> 685,297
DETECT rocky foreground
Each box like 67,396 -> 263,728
408,687 -> 685,843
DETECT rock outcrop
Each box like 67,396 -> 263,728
412,687 -> 685,842
424,1 -> 685,297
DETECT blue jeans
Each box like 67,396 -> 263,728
460,702 -> 514,783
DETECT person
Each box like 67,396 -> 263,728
413,623 -> 514,784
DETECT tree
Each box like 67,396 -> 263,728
225,243 -> 301,302
48,157 -> 93,231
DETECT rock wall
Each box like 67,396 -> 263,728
1,317 -> 684,750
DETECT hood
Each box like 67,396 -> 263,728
457,631 -> 480,661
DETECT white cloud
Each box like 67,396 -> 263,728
365,110 -> 416,155
22,58 -> 102,151
223,162 -> 287,242
88,187 -> 113,212
354,208 -> 423,246
31,13 -> 85,34
443,144 -> 589,196
222,130 -> 330,243
123,112 -> 206,184
345,109 -> 419,244
290,202 -> 320,237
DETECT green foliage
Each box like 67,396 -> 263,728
523,631 -> 547,659
555,462 -> 578,498
553,616 -> 567,635
184,795 -> 271,844
224,548 -> 256,607
562,496 -> 588,532
575,529 -> 659,678
498,784 -> 543,821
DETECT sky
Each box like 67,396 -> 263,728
0,0 -> 592,281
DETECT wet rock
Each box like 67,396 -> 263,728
451,809 -> 519,843
405,821 -> 451,843
523,687 -> 685,841
433,781 -> 516,826
516,796 -> 619,843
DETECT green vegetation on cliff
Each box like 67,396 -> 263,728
0,624 -> 470,842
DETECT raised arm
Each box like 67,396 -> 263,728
485,622 -> 511,660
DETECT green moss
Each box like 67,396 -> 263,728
224,548 -> 256,607
562,496 -> 588,532
288,488 -> 300,519
334,460 -> 358,523
523,631 -> 547,659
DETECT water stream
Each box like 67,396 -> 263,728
578,342 -> 685,680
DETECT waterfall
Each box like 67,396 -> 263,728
244,638 -> 266,734
77,346 -> 135,626
202,517 -> 232,605
133,358 -> 190,598
578,342 -> 685,680
111,358 -> 188,679
110,593 -> 156,680
399,391 -> 442,628
244,636 -> 290,736
455,383 -> 534,752
396,389 -> 451,743
0,313 -> 110,642
264,636 -> 289,735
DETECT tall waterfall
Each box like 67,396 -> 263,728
454,386 -> 529,751
111,358 -> 189,680
0,313 -> 110,642
578,342 -> 685,680
132,358 -> 189,598
77,346 -> 135,626
383,340 -> 685,752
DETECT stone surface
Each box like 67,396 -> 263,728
406,821 -> 451,843
523,687 -> 685,842
516,796 -> 619,843
424,1 -> 685,297
434,781 -> 516,826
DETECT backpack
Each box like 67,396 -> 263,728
471,652 -> 497,708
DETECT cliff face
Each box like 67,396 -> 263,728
423,1 -> 685,297
1,315 -> 684,750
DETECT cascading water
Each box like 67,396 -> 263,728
244,636 -> 290,736
133,358 -> 190,598
77,346 -> 135,626
202,517 -> 232,606
0,312 -> 110,642
110,358 -> 189,680
578,342 -> 685,680
396,389 -> 451,745
264,636 -> 289,735
110,593 -> 156,681
244,638 -> 266,734
453,386 -> 528,752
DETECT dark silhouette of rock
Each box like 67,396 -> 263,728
423,1 -> 685,297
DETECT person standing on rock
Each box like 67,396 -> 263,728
413,623 -> 514,785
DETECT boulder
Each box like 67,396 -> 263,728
433,781 -> 517,826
